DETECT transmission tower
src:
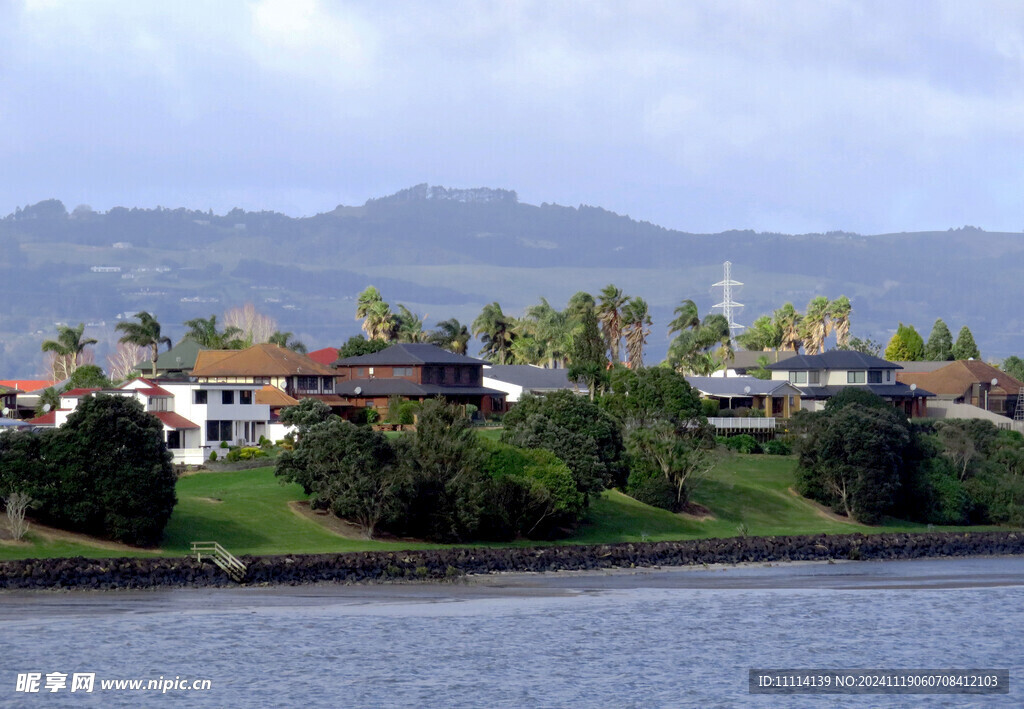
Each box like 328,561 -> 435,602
712,261 -> 744,337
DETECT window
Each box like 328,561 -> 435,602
454,367 -> 463,383
166,431 -> 181,449
322,377 -> 334,393
847,371 -> 866,384
808,371 -> 820,385
193,390 -> 208,405
886,370 -> 892,382
788,371 -> 807,384
222,390 -> 234,405
253,376 -> 270,385
240,390 -> 252,405
206,420 -> 233,442
148,397 -> 168,412
357,367 -> 365,377
422,368 -> 431,383
393,367 -> 413,377
868,370 -> 883,384
297,376 -> 319,393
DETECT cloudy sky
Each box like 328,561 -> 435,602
3,0 -> 1024,234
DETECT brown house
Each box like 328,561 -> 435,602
333,343 -> 506,419
897,360 -> 1024,416
190,343 -> 343,409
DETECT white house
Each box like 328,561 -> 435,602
32,377 -> 272,465
482,365 -> 587,407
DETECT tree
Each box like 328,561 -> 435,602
183,314 -> 245,349
884,322 -> 924,361
517,298 -> 573,367
107,341 -> 146,382
774,303 -> 803,352
279,398 -> 336,435
952,326 -> 980,360
801,296 -> 830,354
1001,356 -> 1024,383
667,310 -> 730,375
3,490 -> 31,541
472,302 -> 516,364
275,419 -> 402,538
827,295 -> 852,348
20,395 -> 176,545
924,319 -> 954,361
736,315 -> 783,358
841,336 -> 883,357
268,331 -> 307,353
622,297 -> 652,369
337,335 -> 390,359
63,364 -> 111,390
394,304 -> 428,343
115,312 -> 172,377
224,303 -> 277,346
567,306 -> 608,400
597,284 -> 629,363
355,287 -> 396,341
624,420 -> 714,512
34,388 -> 60,417
41,323 -> 97,380
600,367 -> 703,428
429,318 -> 470,355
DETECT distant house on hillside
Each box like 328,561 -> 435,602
482,365 -> 587,405
333,343 -> 506,419
897,360 -> 1023,417
686,376 -> 803,418
764,350 -> 932,415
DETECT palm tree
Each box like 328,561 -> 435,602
521,297 -> 573,367
268,331 -> 307,353
41,323 -> 97,380
622,297 -> 652,368
736,314 -> 784,361
668,299 -> 701,336
597,284 -> 629,363
183,314 -> 245,349
774,303 -> 804,352
828,295 -> 852,348
356,286 -> 397,341
801,296 -> 830,354
472,302 -> 516,364
429,318 -> 470,355
394,305 -> 428,343
115,311 -> 172,377
666,306 -> 731,375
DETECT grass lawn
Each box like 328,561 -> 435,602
0,453 -> 1006,561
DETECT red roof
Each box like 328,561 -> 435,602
152,411 -> 200,430
307,347 -> 339,366
25,411 -> 58,425
63,388 -> 101,397
119,377 -> 173,397
0,380 -> 57,393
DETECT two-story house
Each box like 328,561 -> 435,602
333,343 -> 506,419
190,343 -> 342,411
764,350 -> 933,415
28,377 -> 272,465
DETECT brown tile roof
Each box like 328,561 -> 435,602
255,385 -> 300,407
191,343 -> 336,378
896,360 -> 1024,398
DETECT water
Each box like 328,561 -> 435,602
2,556 -> 1022,707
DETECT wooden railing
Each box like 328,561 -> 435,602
707,417 -> 778,431
191,541 -> 247,582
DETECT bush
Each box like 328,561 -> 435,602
396,401 -> 420,425
763,439 -> 792,455
209,450 -> 218,461
626,464 -> 677,510
365,409 -> 380,425
701,399 -> 720,417
725,434 -> 761,454
219,440 -> 229,449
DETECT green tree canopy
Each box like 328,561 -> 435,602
924,319 -> 954,361
884,322 -> 924,361
600,367 -> 703,427
566,305 -> 608,400
115,311 -> 172,377
952,326 -> 981,360
337,335 -> 390,359
1000,355 -> 1024,383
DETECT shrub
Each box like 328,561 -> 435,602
219,440 -> 229,449
725,434 -> 761,454
763,439 -> 792,455
209,450 -> 218,462
701,399 -> 720,418
365,409 -> 380,425
397,401 -> 419,425
626,464 -> 677,510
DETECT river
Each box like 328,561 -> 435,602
2,556 -> 1022,707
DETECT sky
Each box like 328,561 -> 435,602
3,0 -> 1024,234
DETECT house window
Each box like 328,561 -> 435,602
847,371 -> 867,384
297,376 -> 319,393
322,377 -> 335,393
788,371 -> 807,384
422,368 -> 431,383
808,371 -> 820,385
253,376 -> 270,385
148,397 -> 168,412
240,390 -> 252,405
454,367 -> 463,383
193,390 -> 208,405
166,431 -> 181,449
886,370 -> 892,382
222,390 -> 234,405
357,367 -> 365,377
393,367 -> 412,377
868,371 -> 883,384
206,420 -> 233,442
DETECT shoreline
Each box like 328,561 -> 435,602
1,530 -> 1022,592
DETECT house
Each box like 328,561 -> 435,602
0,385 -> 21,418
896,360 -> 1023,418
307,347 -> 339,366
26,377 -> 272,465
0,380 -> 59,419
190,343 -> 342,409
333,343 -> 506,419
255,384 -> 300,442
137,338 -> 208,376
764,350 -> 933,415
686,376 -> 803,418
729,350 -> 799,375
482,365 -> 587,406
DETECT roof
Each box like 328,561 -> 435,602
335,378 -> 506,398
255,385 -> 300,407
335,343 -> 488,367
797,383 -> 934,400
119,377 -> 173,397
685,376 -> 801,397
764,350 -> 901,371
192,343 -> 336,377
138,338 -> 207,372
62,388 -> 102,397
891,361 -> 951,373
483,365 -> 585,391
0,385 -> 24,396
0,380 -> 54,393
25,411 -> 59,425
151,411 -> 200,430
307,347 -> 339,366
730,350 -> 799,371
0,417 -> 32,427
897,360 -> 1024,399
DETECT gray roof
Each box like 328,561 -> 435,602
730,350 -> 798,371
138,338 -> 207,372
891,360 -> 951,373
335,378 -> 505,398
685,376 -> 801,397
483,365 -> 585,391
335,343 -> 488,367
797,383 -> 934,400
764,350 -> 901,371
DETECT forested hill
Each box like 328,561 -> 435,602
2,187 -> 1023,378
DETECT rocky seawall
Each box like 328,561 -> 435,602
2,531 -> 1022,591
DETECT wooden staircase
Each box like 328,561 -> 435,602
191,541 -> 247,582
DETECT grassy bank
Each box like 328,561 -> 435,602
0,453 -> 1003,561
